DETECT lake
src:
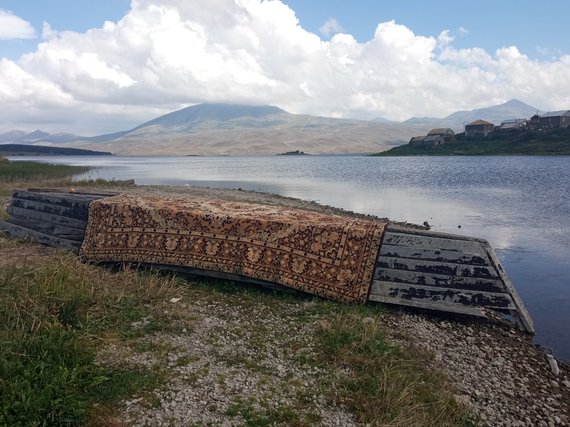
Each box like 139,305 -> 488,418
8,155 -> 570,361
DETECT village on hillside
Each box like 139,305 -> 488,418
409,110 -> 570,146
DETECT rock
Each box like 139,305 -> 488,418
455,394 -> 471,406
561,380 -> 570,388
546,354 -> 560,376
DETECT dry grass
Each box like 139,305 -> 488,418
314,308 -> 470,426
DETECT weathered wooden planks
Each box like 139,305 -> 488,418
0,189 -> 98,252
371,226 -> 534,332
373,267 -> 505,293
12,190 -> 102,204
0,220 -> 81,252
482,242 -> 534,333
377,256 -> 498,278
7,216 -> 85,241
382,231 -> 488,254
6,205 -> 87,230
367,294 -> 488,317
380,244 -> 489,266
370,281 -> 516,310
10,197 -> 90,220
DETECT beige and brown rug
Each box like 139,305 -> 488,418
80,194 -> 385,302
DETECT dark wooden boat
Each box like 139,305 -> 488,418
0,189 -> 534,333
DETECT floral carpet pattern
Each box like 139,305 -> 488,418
80,194 -> 386,302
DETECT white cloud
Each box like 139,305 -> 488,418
437,30 -> 454,47
0,9 -> 36,40
0,0 -> 569,134
319,18 -> 344,38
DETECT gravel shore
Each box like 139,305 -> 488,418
97,288 -> 569,427
385,311 -> 569,427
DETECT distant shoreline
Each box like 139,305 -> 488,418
373,128 -> 570,156
0,144 -> 112,156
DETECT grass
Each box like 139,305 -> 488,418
313,305 -> 470,426
0,157 -> 91,182
225,398 -> 301,426
0,256 -> 175,426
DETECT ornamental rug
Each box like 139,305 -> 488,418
80,194 -> 386,303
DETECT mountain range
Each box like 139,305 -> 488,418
403,99 -> 541,130
0,99 -> 544,155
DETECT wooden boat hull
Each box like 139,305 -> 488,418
0,189 -> 534,333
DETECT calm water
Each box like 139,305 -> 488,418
9,155 -> 570,360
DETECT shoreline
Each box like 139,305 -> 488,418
2,182 -> 569,425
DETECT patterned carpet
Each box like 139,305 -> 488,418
80,194 -> 386,302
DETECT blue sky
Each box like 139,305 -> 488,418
0,0 -> 569,134
0,0 -> 131,59
286,0 -> 569,57
2,0 -> 568,60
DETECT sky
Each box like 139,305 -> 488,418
0,0 -> 569,135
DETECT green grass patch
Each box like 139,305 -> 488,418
314,306 -> 470,426
0,256 -> 179,426
226,398 -> 303,426
0,328 -> 158,427
1,328 -> 105,426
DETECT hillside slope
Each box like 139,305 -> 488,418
73,104 -> 427,155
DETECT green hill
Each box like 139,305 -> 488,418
373,128 -> 570,156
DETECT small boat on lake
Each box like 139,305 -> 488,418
0,188 -> 534,333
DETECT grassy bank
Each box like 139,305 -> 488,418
0,156 -> 90,182
0,171 -> 472,426
0,255 -> 169,426
374,127 -> 570,156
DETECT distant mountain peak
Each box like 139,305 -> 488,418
188,103 -> 287,116
25,129 -> 50,139
502,98 -> 531,107
401,99 -> 541,131
135,103 -> 289,130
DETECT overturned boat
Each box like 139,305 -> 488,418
0,189 -> 533,333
